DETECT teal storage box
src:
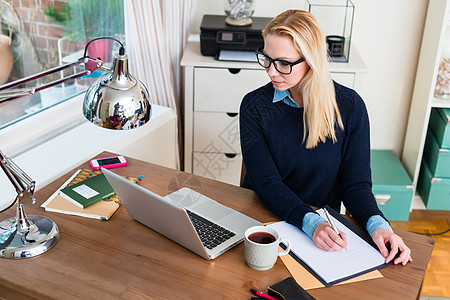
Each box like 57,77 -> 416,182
417,161 -> 450,210
423,130 -> 450,177
429,107 -> 450,148
371,150 -> 414,221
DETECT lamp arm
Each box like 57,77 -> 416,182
0,150 -> 35,202
0,57 -> 109,104
0,59 -> 86,91
0,70 -> 91,103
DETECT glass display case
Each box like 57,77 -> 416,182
307,0 -> 354,62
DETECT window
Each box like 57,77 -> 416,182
0,0 -> 124,130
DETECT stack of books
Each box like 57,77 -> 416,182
41,169 -> 142,220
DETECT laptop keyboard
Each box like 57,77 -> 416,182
187,210 -> 236,250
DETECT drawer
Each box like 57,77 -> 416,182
423,129 -> 450,177
429,107 -> 450,148
194,67 -> 268,112
193,112 -> 240,153
371,150 -> 414,221
330,72 -> 355,88
417,161 -> 450,210
193,152 -> 242,186
372,187 -> 414,221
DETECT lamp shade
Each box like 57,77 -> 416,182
83,52 -> 151,130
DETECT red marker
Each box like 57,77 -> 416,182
250,289 -> 278,300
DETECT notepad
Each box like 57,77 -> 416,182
59,173 -> 115,208
267,206 -> 389,286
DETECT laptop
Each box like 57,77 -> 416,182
102,168 -> 261,260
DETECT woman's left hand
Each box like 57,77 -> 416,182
372,229 -> 412,265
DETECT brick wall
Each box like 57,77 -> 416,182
10,0 -> 73,70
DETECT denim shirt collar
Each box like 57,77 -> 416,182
273,87 -> 300,108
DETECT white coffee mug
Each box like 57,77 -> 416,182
244,225 -> 291,271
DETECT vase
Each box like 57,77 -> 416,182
0,34 -> 14,85
224,0 -> 255,26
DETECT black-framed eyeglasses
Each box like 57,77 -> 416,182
255,46 -> 305,75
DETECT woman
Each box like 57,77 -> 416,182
239,9 -> 412,265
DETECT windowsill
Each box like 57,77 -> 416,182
1,92 -> 87,157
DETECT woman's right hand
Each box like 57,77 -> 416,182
312,221 -> 347,251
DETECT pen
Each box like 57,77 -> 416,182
323,207 -> 347,250
250,289 -> 278,300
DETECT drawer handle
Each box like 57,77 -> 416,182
375,194 -> 391,205
226,112 -> 238,117
224,153 -> 237,158
228,68 -> 241,74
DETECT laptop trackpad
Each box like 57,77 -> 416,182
165,188 -> 233,221
192,201 -> 234,221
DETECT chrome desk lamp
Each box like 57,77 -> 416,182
0,37 -> 151,259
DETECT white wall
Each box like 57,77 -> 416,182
351,0 -> 427,155
191,0 -> 428,157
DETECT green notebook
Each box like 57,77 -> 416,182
59,173 -> 115,208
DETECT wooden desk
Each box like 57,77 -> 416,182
0,152 -> 435,299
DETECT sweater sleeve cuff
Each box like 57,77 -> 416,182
302,212 -> 327,238
366,215 -> 392,237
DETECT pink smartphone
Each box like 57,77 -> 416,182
90,155 -> 127,171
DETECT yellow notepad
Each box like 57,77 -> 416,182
279,249 -> 383,290
43,194 -> 119,220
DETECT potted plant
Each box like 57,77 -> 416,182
44,0 -> 124,63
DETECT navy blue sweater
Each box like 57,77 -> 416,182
240,82 -> 385,230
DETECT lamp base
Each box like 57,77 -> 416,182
0,215 -> 60,259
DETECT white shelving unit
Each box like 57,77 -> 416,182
402,0 -> 450,188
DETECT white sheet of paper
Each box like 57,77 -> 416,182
267,209 -> 386,284
217,50 -> 257,62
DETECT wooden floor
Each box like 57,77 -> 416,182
390,210 -> 450,297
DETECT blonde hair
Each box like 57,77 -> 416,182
262,10 -> 343,148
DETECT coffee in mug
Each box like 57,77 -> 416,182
248,231 -> 276,244
244,225 -> 290,271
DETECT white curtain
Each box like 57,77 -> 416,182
124,0 -> 197,169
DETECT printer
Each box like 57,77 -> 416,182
200,14 -> 272,57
